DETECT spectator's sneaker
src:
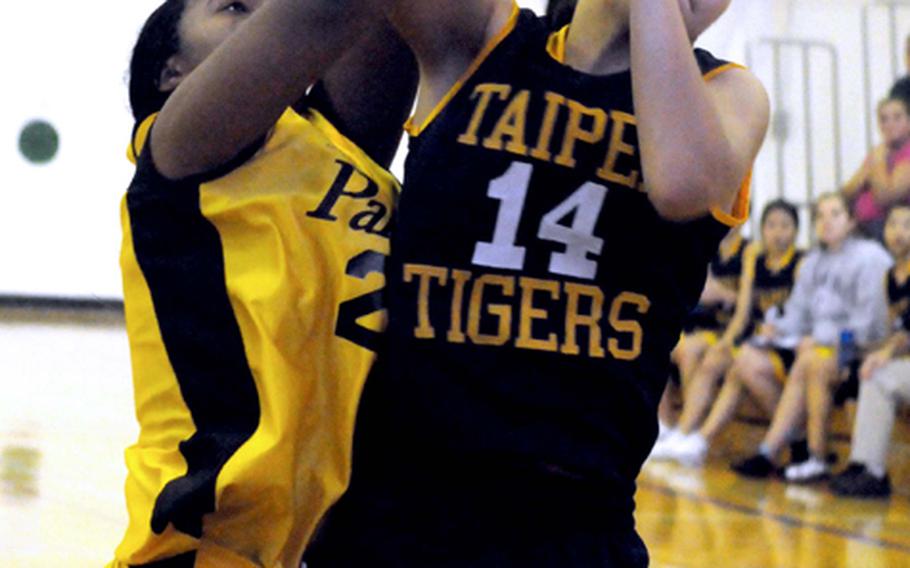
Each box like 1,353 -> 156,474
672,432 -> 708,467
831,462 -> 866,482
830,466 -> 892,498
784,456 -> 830,483
732,454 -> 775,478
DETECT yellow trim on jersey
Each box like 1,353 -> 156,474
765,245 -> 797,273
127,114 -> 157,164
546,25 -> 570,64
405,2 -> 521,137
711,170 -> 752,227
719,233 -> 744,260
703,62 -> 747,82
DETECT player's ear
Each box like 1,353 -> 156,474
158,55 -> 187,93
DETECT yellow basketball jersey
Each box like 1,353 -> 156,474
110,108 -> 397,567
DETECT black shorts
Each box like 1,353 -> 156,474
768,347 -> 796,382
304,470 -> 649,568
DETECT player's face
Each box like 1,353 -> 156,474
170,0 -> 264,81
878,100 -> 910,148
761,209 -> 797,255
885,208 -> 910,259
814,197 -> 854,248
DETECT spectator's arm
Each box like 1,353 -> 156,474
699,273 -> 738,306
719,243 -> 759,345
841,152 -> 873,199
869,143 -> 910,205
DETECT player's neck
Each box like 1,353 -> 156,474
564,6 -> 631,75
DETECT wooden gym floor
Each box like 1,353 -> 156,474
1,310 -> 908,567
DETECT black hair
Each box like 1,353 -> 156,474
128,0 -> 187,123
760,198 -> 799,230
546,0 -> 578,28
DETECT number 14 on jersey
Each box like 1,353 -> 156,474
472,162 -> 608,280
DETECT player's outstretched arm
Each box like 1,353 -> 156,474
304,18 -> 418,169
630,0 -> 770,221
372,0 -> 515,126
151,0 -> 375,180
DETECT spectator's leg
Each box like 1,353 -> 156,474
678,343 -> 734,434
737,345 -> 784,418
657,381 -> 677,434
850,359 -> 910,475
806,349 -> 839,461
700,365 -> 744,441
760,352 -> 811,458
676,332 -> 714,396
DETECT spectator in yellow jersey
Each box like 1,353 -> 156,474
732,193 -> 891,483
652,200 -> 803,466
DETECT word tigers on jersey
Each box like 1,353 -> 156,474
458,83 -> 642,191
404,264 -> 651,361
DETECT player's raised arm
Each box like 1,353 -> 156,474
303,19 -> 417,169
150,0 -> 376,180
372,0 -> 515,126
629,0 -> 770,221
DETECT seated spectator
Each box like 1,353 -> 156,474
731,193 -> 892,482
657,228 -> 749,441
652,200 -> 803,466
830,205 -> 910,498
842,97 -> 910,241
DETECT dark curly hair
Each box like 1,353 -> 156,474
128,0 -> 187,123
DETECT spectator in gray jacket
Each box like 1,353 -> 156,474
732,193 -> 892,482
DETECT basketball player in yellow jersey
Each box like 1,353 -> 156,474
109,1 -> 415,567
305,0 -> 769,566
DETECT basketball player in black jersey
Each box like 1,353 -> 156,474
306,1 -> 769,565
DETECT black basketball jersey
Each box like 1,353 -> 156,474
711,235 -> 749,291
351,9 -> 749,518
886,265 -> 910,332
752,247 -> 803,321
